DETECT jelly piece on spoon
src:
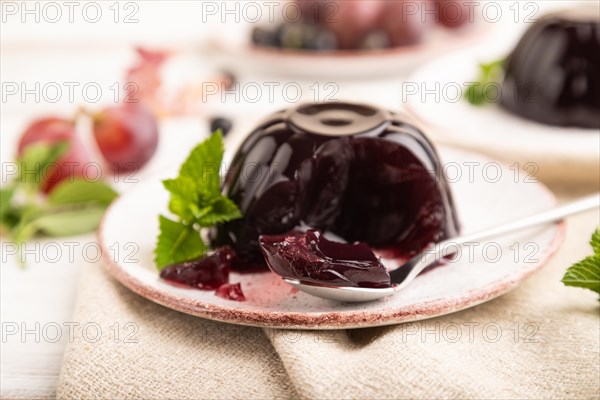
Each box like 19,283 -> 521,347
259,229 -> 391,288
159,246 -> 235,290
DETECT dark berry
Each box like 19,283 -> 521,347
210,117 -> 233,136
252,26 -> 278,47
305,27 -> 338,51
220,70 -> 236,91
359,30 -> 391,51
278,23 -> 306,49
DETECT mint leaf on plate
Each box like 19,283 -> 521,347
155,131 -> 242,270
172,129 -> 224,196
196,196 -> 242,227
162,176 -> 199,222
562,228 -> 600,298
465,58 -> 506,106
155,215 -> 207,270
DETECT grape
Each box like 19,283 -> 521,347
435,0 -> 472,28
17,117 -> 91,193
327,0 -> 386,50
92,103 -> 159,173
380,0 -> 430,47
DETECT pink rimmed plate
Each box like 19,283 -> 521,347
99,148 -> 564,330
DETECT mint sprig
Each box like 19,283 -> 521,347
18,141 -> 70,190
155,216 -> 208,268
0,142 -> 118,248
562,228 -> 600,298
465,58 -> 506,106
154,131 -> 242,270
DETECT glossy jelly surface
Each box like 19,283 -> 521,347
260,230 -> 391,288
159,247 -> 235,290
211,102 -> 460,271
500,10 -> 600,128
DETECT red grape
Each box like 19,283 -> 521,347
92,103 -> 159,173
380,0 -> 431,47
434,0 -> 472,28
297,0 -> 386,49
17,118 -> 91,193
296,0 -> 429,49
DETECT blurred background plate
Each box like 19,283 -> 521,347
213,23 -> 492,78
406,50 -> 600,186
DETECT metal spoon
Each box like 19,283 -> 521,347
283,193 -> 599,303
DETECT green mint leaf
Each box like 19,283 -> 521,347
155,215 -> 207,270
0,185 -> 24,233
176,130 -> 224,195
12,204 -> 107,240
0,186 -> 16,221
590,228 -> 600,254
162,176 -> 200,221
18,141 -> 69,189
562,254 -> 600,295
156,131 -> 242,269
12,206 -> 45,243
465,83 -> 486,106
196,196 -> 242,227
48,179 -> 118,207
32,206 -> 107,237
465,57 -> 506,106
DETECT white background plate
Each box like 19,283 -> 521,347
215,24 -> 492,79
406,50 -> 600,185
99,148 -> 564,329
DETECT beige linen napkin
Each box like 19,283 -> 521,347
57,194 -> 600,399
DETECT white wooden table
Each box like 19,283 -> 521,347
0,2 -> 575,398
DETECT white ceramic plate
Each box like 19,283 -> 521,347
214,24 -> 492,78
100,148 -> 564,329
406,50 -> 600,185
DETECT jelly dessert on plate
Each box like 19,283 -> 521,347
209,102 -> 460,288
157,102 -> 459,295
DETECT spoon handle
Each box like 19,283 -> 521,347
393,192 -> 600,288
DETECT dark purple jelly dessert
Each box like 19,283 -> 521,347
500,9 -> 600,128
215,283 -> 246,301
260,230 -> 391,288
211,102 -> 460,273
159,246 -> 235,290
